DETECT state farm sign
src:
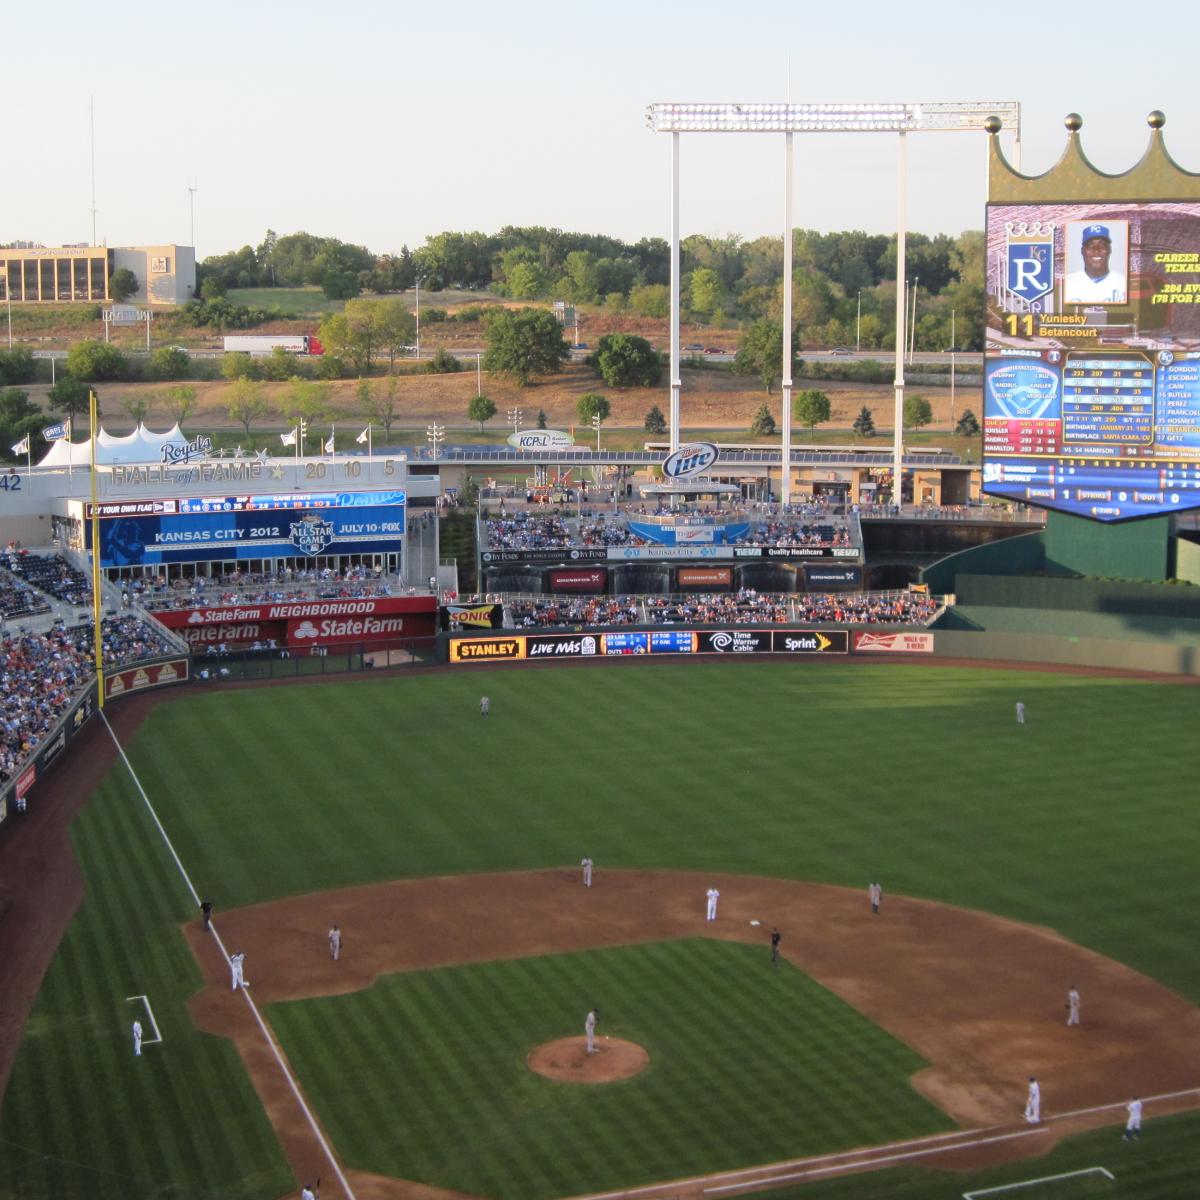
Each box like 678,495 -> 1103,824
152,595 -> 438,647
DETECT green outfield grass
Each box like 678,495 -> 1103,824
2,662 -> 1200,1200
267,939 -> 948,1198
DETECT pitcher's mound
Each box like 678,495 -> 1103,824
527,1036 -> 649,1083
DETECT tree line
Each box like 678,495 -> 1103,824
199,226 -> 986,352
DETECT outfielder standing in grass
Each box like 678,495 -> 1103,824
771,927 -> 781,964
480,695 -> 490,717
1016,700 -> 1025,725
132,1019 -> 143,1057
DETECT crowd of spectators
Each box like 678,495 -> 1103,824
486,515 -> 573,550
509,596 -> 644,627
0,572 -> 52,621
3,549 -> 92,606
134,565 -> 395,612
505,589 -> 939,629
644,590 -> 792,624
0,615 -> 175,785
733,522 -> 852,549
578,521 -> 645,547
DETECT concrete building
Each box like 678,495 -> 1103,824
0,244 -> 196,306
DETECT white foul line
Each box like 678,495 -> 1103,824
125,994 -> 162,1044
963,1165 -> 1115,1198
102,710 -> 357,1200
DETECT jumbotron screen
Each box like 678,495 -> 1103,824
984,200 -> 1200,521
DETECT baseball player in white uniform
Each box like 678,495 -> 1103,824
1123,1096 -> 1142,1140
1067,985 -> 1080,1026
132,1019 -> 143,1057
869,881 -> 883,914
581,857 -> 593,887
230,951 -> 247,990
1016,701 -> 1025,725
329,925 -> 341,961
1024,1076 -> 1041,1124
301,1184 -> 317,1200
480,695 -> 490,717
705,887 -> 720,920
1065,223 -> 1127,305
585,1008 -> 597,1054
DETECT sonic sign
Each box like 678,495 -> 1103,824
662,442 -> 719,481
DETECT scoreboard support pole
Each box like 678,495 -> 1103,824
893,132 -> 908,510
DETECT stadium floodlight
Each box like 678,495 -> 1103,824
645,101 -> 1020,135
647,99 -> 1020,505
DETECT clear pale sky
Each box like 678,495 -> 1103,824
8,0 -> 1199,259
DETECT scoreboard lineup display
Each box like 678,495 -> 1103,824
984,199 -> 1200,521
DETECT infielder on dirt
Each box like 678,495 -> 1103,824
585,1007 -> 598,1054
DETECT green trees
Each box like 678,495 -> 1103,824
66,340 -> 126,382
749,404 -> 777,436
904,394 -> 933,431
146,346 -> 189,381
482,308 -> 569,386
318,298 -> 416,376
121,395 -> 152,426
226,379 -> 270,435
688,267 -> 724,318
468,394 -> 497,432
372,298 -> 417,371
361,376 -> 400,440
644,404 -> 667,435
536,408 -> 547,430
427,349 -> 463,374
955,409 -> 981,436
163,385 -> 197,427
0,389 -> 44,461
47,375 -> 90,420
853,406 -> 876,438
0,348 -> 36,386
576,393 -> 611,425
734,320 -> 800,393
793,389 -> 831,438
589,334 -> 662,388
109,268 -> 138,303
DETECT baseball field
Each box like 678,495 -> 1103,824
1,660 -> 1199,1200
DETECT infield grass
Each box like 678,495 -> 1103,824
3,662 -> 1200,1200
268,938 -> 949,1198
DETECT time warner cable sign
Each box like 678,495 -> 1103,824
662,442 -> 719,480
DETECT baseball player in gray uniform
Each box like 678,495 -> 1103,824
329,925 -> 341,961
705,887 -> 720,920
585,1008 -> 598,1054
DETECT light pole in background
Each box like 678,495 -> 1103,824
591,413 -> 602,451
508,407 -> 523,435
414,277 -> 424,359
425,421 -> 445,459
1,268 -> 11,349
856,289 -> 862,353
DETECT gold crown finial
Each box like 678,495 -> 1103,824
1147,110 -> 1165,129
1064,112 -> 1083,132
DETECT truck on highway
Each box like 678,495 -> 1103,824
222,334 -> 325,356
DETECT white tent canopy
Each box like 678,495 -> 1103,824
38,423 -> 189,467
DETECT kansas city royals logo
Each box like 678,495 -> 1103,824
1004,222 -> 1056,305
290,512 -> 335,556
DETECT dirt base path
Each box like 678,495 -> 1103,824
183,868 -> 1200,1198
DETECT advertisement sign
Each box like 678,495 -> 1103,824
89,492 -> 407,566
507,429 -> 575,450
772,629 -> 848,653
105,658 -> 190,699
677,568 -> 733,587
985,199 -> 1200,521
15,765 -> 36,801
662,442 -> 720,480
448,636 -> 525,663
805,566 -> 863,587
442,603 -> 503,629
649,630 -> 695,653
526,633 -> 601,658
695,630 -> 772,653
853,631 -> 935,654
548,568 -> 607,593
482,548 -> 608,565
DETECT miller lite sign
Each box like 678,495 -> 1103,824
662,441 -> 719,481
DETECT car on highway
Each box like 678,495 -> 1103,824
831,346 -> 853,356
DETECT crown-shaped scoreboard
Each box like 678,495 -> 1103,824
983,112 -> 1200,522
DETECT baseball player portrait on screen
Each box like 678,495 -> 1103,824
1064,219 -> 1129,304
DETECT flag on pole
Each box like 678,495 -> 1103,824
280,427 -> 297,447
356,426 -> 370,444
324,431 -> 335,454
42,421 -> 70,442
11,435 -> 30,455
